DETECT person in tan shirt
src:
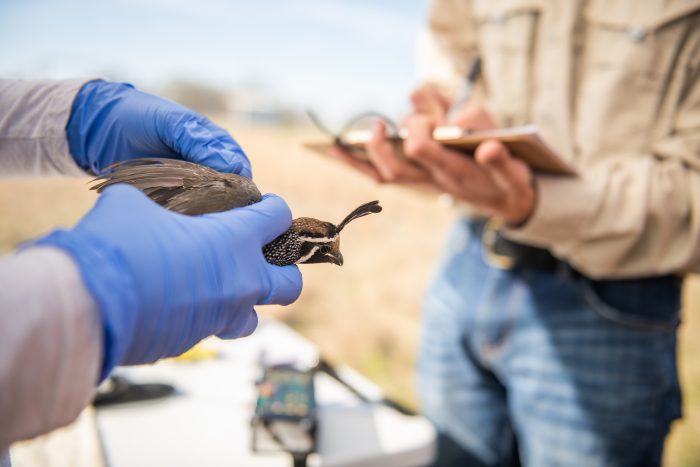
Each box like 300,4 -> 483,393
333,0 -> 699,465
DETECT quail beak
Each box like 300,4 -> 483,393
328,252 -> 344,266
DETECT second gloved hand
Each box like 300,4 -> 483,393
66,80 -> 252,177
36,186 -> 302,380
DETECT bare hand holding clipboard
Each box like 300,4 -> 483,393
304,124 -> 577,176
304,57 -> 576,177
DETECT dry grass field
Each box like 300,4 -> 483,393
1,123 -> 699,465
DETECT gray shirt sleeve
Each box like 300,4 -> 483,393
0,79 -> 92,177
0,79 -> 104,453
0,247 -> 102,453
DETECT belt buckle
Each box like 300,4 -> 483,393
481,218 -> 515,270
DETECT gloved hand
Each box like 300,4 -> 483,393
36,185 -> 302,380
66,80 -> 252,177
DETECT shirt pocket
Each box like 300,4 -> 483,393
473,0 -> 542,126
577,0 -> 700,158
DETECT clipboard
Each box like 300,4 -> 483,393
304,124 -> 577,176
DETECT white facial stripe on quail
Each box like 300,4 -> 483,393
297,246 -> 320,263
298,235 -> 337,243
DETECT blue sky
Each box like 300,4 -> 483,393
1,0 -> 430,123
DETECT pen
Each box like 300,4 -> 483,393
445,56 -> 482,121
346,57 -> 482,142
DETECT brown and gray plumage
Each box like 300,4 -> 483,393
90,158 -> 382,266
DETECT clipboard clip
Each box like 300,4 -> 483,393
306,110 -> 401,149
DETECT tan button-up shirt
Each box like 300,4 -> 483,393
426,0 -> 700,278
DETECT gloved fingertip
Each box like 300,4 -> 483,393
239,310 -> 259,337
262,265 -> 303,306
231,158 -> 253,179
252,193 -> 294,236
174,116 -> 252,177
240,166 -> 253,179
200,151 -> 251,176
260,193 -> 292,218
260,193 -> 291,214
216,309 -> 259,339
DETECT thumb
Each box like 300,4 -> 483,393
203,193 -> 293,245
217,309 -> 259,339
221,193 -> 294,245
212,193 -> 302,305
261,265 -> 303,306
475,140 -> 521,194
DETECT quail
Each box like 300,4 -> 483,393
90,158 -> 382,266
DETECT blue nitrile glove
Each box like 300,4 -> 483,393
35,185 -> 302,380
66,79 -> 252,177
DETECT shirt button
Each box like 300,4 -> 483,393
626,26 -> 647,42
490,13 -> 506,24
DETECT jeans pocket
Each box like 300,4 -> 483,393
579,275 -> 682,333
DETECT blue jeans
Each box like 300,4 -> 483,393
419,219 -> 682,467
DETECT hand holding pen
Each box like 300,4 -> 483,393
407,57 -> 494,136
331,55 -> 490,184
438,56 -> 497,134
330,55 -> 536,225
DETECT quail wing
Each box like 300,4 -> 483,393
91,158 -> 262,215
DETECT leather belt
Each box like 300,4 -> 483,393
478,218 -> 569,273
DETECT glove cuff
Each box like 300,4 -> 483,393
34,229 -> 140,381
65,79 -> 135,174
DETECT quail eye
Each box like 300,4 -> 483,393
320,245 -> 331,254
